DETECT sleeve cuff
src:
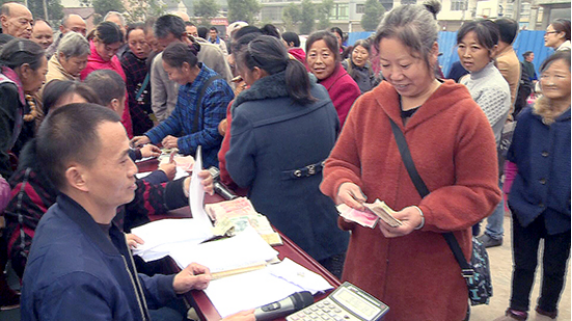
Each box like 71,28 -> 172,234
164,177 -> 188,210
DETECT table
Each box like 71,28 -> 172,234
136,159 -> 341,320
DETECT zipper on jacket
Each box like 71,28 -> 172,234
120,255 -> 149,321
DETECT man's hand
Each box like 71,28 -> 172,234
161,135 -> 178,149
131,136 -> 151,148
173,263 -> 211,294
158,163 -> 176,181
126,234 -> 144,249
183,170 -> 214,196
221,310 -> 256,321
377,206 -> 423,238
336,182 -> 367,211
140,144 -> 161,158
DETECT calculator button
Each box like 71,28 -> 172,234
334,309 -> 342,314
329,313 -> 336,317
311,315 -> 319,319
298,312 -> 306,317
317,304 -> 324,308
321,316 -> 330,320
323,309 -> 330,313
291,316 -> 299,321
324,301 -> 331,305
311,307 -> 318,312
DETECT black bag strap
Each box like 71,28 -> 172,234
192,75 -> 222,134
388,117 -> 475,278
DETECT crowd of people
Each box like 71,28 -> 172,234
0,1 -> 569,320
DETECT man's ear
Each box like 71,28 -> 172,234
65,165 -> 89,193
59,24 -> 65,33
0,15 -> 7,28
108,98 -> 120,113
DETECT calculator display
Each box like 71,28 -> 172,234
332,288 -> 381,320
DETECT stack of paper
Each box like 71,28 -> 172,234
204,258 -> 333,318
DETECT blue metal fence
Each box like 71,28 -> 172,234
346,30 -> 552,77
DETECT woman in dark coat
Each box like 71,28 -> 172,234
226,36 -> 349,278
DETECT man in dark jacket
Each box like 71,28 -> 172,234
20,104 -> 214,320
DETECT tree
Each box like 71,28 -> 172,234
316,0 -> 333,30
0,0 -> 63,23
299,0 -> 314,35
194,0 -> 220,26
125,0 -> 167,23
227,0 -> 261,24
360,0 -> 384,31
281,3 -> 300,32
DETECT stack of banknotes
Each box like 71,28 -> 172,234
337,199 -> 403,228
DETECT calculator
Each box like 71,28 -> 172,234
286,282 -> 389,321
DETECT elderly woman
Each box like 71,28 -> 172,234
320,2 -> 501,320
306,30 -> 360,127
0,39 -> 47,178
45,32 -> 90,84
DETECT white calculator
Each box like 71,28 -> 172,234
286,282 -> 389,321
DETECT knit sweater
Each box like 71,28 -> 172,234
461,61 -> 511,145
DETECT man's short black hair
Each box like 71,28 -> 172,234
495,18 -> 518,44
197,26 -> 208,39
282,31 -> 300,47
83,70 -> 126,107
37,103 -> 121,190
154,14 -> 186,40
209,26 -> 217,32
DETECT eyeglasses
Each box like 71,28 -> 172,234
545,31 -> 559,35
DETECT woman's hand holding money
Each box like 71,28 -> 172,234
336,182 -> 367,211
377,206 -> 423,238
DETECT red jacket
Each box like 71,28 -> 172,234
80,41 -> 133,137
321,80 -> 501,320
317,63 -> 360,127
288,48 -> 306,64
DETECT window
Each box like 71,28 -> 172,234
331,3 -> 349,20
380,0 -> 393,11
356,4 -> 365,14
261,7 -> 282,21
450,0 -> 467,11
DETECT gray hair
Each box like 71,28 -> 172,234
374,3 -> 441,70
57,32 -> 90,58
104,11 -> 126,27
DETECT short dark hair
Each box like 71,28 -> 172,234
162,42 -> 198,68
523,51 -> 533,58
281,31 -> 300,47
126,22 -> 145,41
550,19 -> 571,41
42,80 -> 100,114
197,26 -> 208,39
457,19 -> 499,53
261,24 -> 280,39
185,21 -> 195,27
0,39 -> 45,71
83,70 -> 126,106
494,18 -> 518,44
209,26 -> 218,32
540,50 -> 571,74
306,30 -> 340,62
154,14 -> 186,40
238,36 -> 314,105
37,103 -> 121,190
94,21 -> 124,45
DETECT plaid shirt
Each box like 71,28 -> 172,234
145,64 -> 233,168
120,50 -> 154,136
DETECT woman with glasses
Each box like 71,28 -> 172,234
80,21 -> 133,137
544,19 -> 571,52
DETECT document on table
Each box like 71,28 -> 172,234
135,166 -> 189,180
204,259 -> 334,318
131,218 -> 213,261
189,145 -> 213,232
169,227 -> 278,271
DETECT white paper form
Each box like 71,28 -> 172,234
204,268 -> 305,318
131,219 -> 213,261
169,227 -> 278,271
189,145 -> 213,233
268,258 -> 334,294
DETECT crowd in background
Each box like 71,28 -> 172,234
0,1 -> 570,320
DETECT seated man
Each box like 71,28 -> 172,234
21,104 -> 254,320
132,42 -> 234,169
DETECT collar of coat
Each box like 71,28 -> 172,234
232,70 -> 317,109
372,79 -> 475,131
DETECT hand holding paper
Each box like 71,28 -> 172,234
173,263 -> 212,294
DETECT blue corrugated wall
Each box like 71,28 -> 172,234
346,30 -> 552,77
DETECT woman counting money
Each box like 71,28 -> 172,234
320,3 -> 501,320
226,36 -> 349,278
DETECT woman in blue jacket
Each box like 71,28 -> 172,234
499,51 -> 571,321
226,36 -> 349,278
